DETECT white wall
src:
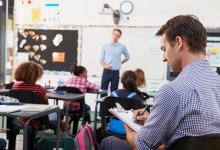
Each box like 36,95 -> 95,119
14,0 -> 220,111
15,0 -> 220,27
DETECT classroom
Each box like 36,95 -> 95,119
0,0 -> 220,150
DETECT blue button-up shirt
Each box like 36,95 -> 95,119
136,59 -> 220,150
99,42 -> 130,70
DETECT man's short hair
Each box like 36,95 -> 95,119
156,15 -> 207,54
113,28 -> 122,35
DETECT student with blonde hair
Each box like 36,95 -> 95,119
134,68 -> 147,90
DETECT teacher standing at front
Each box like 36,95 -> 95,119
99,28 -> 130,92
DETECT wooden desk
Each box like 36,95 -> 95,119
47,92 -> 85,132
0,104 -> 60,150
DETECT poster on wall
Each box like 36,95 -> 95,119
17,29 -> 78,71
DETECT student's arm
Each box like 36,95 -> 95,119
42,94 -> 49,104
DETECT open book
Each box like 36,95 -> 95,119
108,108 -> 142,133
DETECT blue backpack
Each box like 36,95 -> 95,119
109,91 -> 136,135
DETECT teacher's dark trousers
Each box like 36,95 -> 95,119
101,69 -> 119,93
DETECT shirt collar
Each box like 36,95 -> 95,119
178,59 -> 209,77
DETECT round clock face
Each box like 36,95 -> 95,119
120,1 -> 133,14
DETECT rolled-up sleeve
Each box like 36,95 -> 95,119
136,86 -> 180,150
123,46 -> 130,60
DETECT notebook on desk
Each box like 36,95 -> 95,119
108,108 -> 142,133
0,105 -> 28,113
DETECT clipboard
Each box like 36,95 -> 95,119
108,104 -> 142,133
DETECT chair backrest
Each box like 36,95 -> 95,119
141,92 -> 150,100
9,90 -> 44,104
167,135 -> 220,150
100,96 -> 144,132
9,90 -> 49,125
56,86 -> 82,94
56,86 -> 84,113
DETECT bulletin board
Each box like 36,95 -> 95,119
81,26 -> 166,80
17,29 -> 78,71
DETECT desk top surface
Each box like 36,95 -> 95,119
0,104 -> 59,118
47,92 -> 84,101
0,89 -> 10,95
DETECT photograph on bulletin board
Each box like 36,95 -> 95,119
17,29 -> 78,71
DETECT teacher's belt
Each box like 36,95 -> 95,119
104,69 -> 119,72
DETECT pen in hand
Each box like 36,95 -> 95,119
138,105 -> 150,116
134,105 -> 150,124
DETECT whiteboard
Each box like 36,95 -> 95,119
81,27 -> 166,80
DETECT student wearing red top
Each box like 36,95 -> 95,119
13,61 -> 48,103
12,61 -> 48,126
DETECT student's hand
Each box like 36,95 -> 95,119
104,64 -> 112,70
132,109 -> 149,125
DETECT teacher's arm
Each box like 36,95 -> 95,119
99,60 -> 112,70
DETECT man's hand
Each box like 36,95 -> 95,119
104,64 -> 112,70
132,108 -> 149,125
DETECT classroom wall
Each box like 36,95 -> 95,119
15,0 -> 220,27
13,0 -> 220,89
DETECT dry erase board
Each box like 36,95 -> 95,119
17,29 -> 78,71
81,26 -> 166,80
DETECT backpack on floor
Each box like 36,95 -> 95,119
74,125 -> 99,150
36,131 -> 74,150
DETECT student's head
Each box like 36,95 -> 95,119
14,61 -> 43,84
135,68 -> 146,88
156,15 -> 207,73
121,70 -> 138,91
112,28 -> 122,43
70,64 -> 87,78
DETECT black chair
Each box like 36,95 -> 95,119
98,96 -> 144,141
8,90 -> 50,150
56,86 -> 86,136
141,92 -> 150,100
167,135 -> 220,150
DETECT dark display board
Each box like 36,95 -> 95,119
17,29 -> 78,71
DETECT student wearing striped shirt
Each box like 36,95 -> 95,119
100,15 -> 220,150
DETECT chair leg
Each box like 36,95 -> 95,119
8,118 -> 17,150
72,117 -> 79,136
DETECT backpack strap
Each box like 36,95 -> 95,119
112,91 -> 118,97
127,92 -> 137,98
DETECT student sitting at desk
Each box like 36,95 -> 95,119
134,68 -> 150,100
109,70 -> 144,135
12,61 -> 66,130
63,63 -> 99,124
12,61 -> 48,126
13,61 -> 48,103
134,68 -> 147,92
111,70 -> 144,102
